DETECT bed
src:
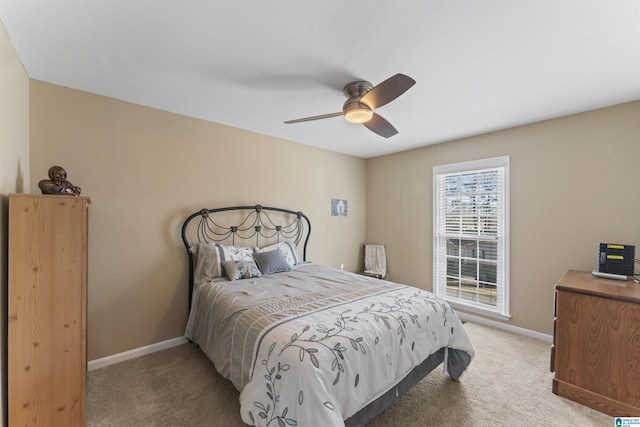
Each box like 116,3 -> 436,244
182,205 -> 475,426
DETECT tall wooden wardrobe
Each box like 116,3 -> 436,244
8,194 -> 90,426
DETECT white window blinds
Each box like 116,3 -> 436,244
433,156 -> 510,319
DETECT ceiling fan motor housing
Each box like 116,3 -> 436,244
343,80 -> 373,98
343,80 -> 374,123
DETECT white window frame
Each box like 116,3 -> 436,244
433,156 -> 510,319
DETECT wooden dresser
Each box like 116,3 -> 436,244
8,194 -> 90,426
551,269 -> 640,416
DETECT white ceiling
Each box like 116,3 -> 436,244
1,1 -> 639,159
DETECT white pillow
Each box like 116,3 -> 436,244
190,243 -> 224,282
255,241 -> 299,268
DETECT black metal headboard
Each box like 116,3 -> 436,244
181,204 -> 311,304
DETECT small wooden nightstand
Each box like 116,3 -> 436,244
551,269 -> 640,416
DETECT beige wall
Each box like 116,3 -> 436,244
366,101 -> 640,335
28,81 -> 367,360
0,19 -> 30,427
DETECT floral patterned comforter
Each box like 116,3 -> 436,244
186,263 -> 475,427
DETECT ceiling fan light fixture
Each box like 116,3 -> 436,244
344,106 -> 373,124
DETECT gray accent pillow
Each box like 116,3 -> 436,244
221,259 -> 262,281
253,249 -> 291,275
255,241 -> 300,267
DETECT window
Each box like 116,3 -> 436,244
433,156 -> 510,319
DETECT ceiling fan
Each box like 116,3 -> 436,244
284,73 -> 416,138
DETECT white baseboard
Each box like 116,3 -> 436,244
457,312 -> 553,343
88,336 -> 189,371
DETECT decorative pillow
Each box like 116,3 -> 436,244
190,243 -> 224,282
221,259 -> 262,281
255,241 -> 299,268
219,245 -> 254,262
253,249 -> 291,275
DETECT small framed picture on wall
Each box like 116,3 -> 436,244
331,199 -> 348,217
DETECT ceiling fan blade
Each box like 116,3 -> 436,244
363,113 -> 398,138
360,74 -> 416,110
284,112 -> 343,124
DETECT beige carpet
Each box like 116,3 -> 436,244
87,322 -> 612,426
